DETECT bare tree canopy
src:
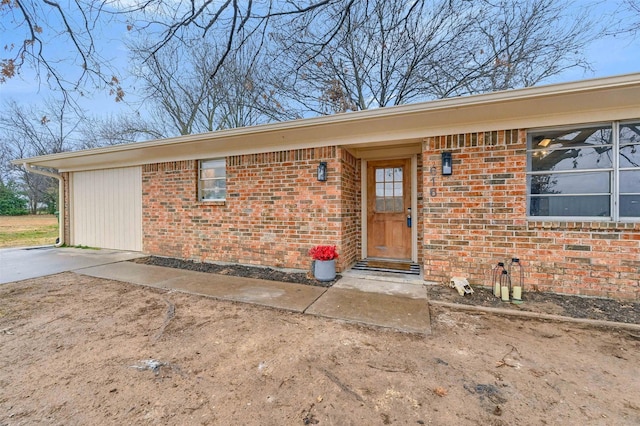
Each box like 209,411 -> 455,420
617,0 -> 640,34
1,0 -> 607,104
1,0 -> 345,99
269,0 -> 600,114
1,0 -> 123,100
0,98 -> 79,212
78,114 -> 163,149
127,37 -> 290,137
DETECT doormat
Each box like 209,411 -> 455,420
351,259 -> 421,275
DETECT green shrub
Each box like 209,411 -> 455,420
0,183 -> 28,216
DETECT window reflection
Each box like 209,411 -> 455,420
528,122 -> 640,218
199,159 -> 226,201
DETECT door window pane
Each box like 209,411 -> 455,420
374,166 -> 404,212
385,199 -> 395,211
394,182 -> 403,196
394,168 -> 403,180
384,182 -> 394,196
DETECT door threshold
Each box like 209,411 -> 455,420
351,258 -> 421,275
346,259 -> 424,285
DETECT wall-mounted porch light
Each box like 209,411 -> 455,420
317,161 -> 327,181
441,152 -> 452,176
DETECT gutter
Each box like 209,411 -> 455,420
23,163 -> 65,247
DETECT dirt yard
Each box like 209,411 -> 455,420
0,215 -> 58,248
1,273 -> 639,425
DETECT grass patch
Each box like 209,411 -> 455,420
0,215 -> 59,248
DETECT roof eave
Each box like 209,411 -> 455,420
13,73 -> 640,171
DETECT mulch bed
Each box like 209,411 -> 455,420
428,285 -> 640,325
131,256 -> 638,325
131,256 -> 337,288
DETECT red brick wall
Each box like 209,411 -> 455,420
338,149 -> 360,268
142,147 -> 360,272
422,130 -> 640,300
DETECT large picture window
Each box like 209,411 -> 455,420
199,159 -> 226,201
527,121 -> 640,220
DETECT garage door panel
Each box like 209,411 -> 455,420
71,167 -> 142,251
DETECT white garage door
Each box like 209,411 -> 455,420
70,167 -> 142,251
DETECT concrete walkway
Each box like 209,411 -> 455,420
76,262 -> 431,334
1,246 -> 430,334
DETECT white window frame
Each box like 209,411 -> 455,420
526,120 -> 640,222
199,158 -> 226,201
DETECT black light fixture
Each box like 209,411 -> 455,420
317,161 -> 327,181
441,152 -> 452,175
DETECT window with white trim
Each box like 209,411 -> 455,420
199,159 -> 226,201
527,121 -> 640,220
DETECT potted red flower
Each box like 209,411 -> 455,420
309,245 -> 338,281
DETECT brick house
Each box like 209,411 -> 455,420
17,74 -> 640,299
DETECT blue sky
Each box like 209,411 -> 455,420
1,0 -> 639,119
543,0 -> 640,83
548,33 -> 640,83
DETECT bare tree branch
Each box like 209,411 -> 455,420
2,0 -> 611,106
267,0 -> 601,115
0,98 -> 81,212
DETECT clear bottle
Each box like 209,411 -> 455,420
509,258 -> 524,303
500,270 -> 511,302
492,262 -> 506,298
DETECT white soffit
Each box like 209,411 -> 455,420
15,73 -> 640,172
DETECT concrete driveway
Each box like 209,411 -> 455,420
0,246 -> 146,284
